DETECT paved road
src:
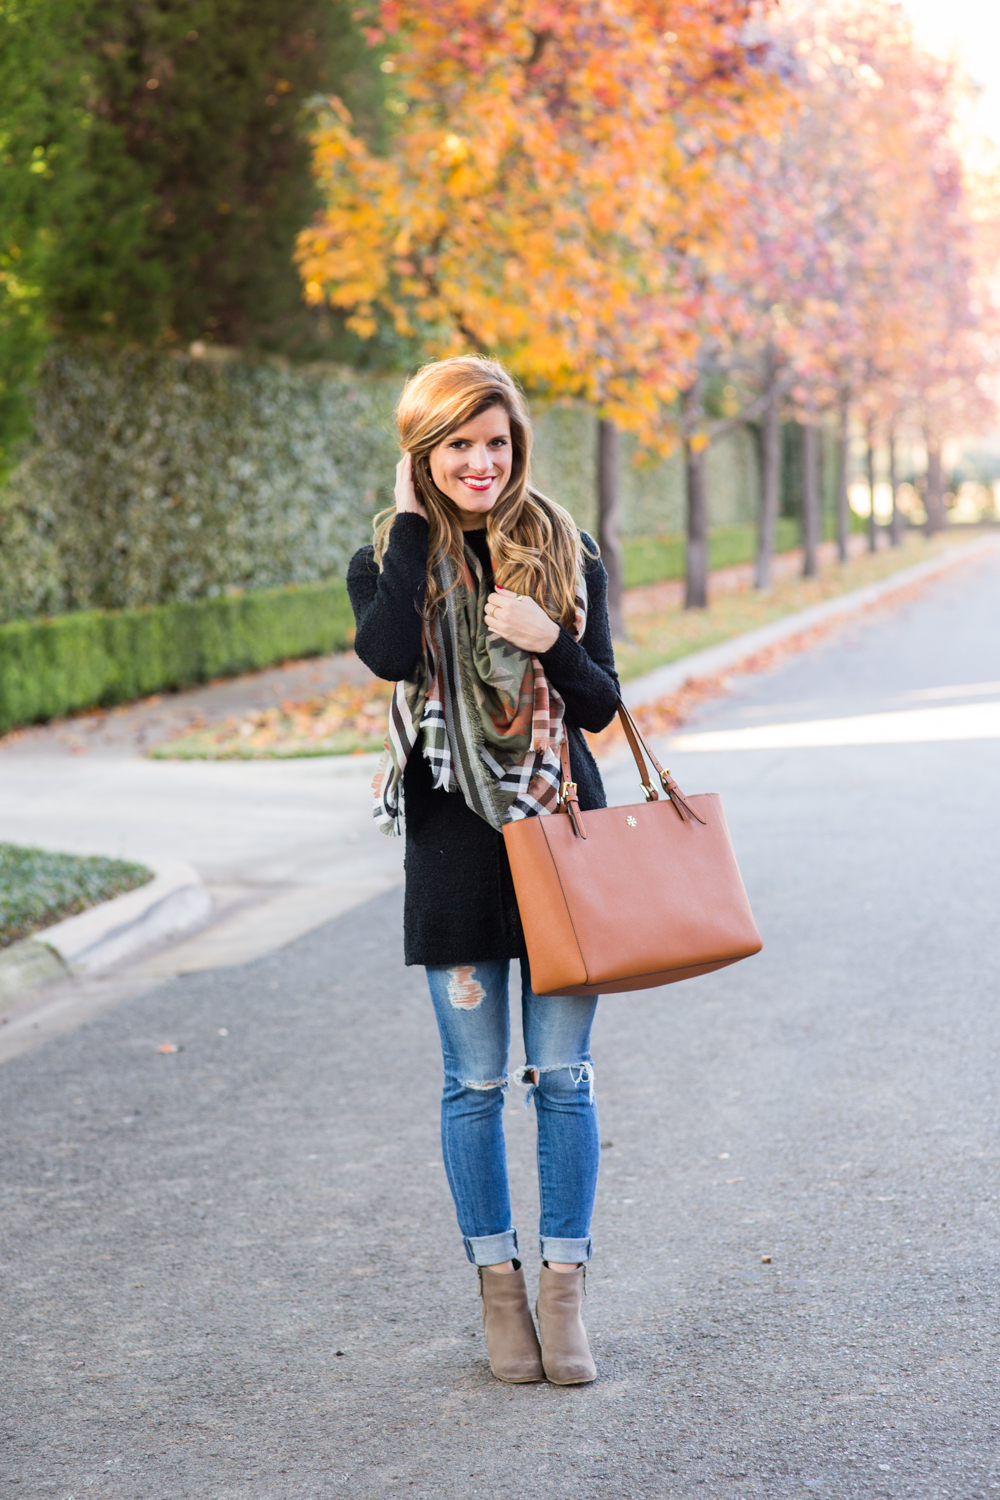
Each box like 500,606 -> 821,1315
3,550 -> 999,1499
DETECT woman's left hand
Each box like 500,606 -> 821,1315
485,589 -> 560,653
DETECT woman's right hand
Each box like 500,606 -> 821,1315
395,453 -> 428,520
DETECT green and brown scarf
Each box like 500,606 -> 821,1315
373,541 -> 586,835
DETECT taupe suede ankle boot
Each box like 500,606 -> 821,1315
478,1262 -> 544,1383
536,1263 -> 597,1384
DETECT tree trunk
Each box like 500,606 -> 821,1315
925,436 -> 946,535
889,429 -> 902,547
866,420 -> 878,554
685,438 -> 709,609
754,384 -> 781,590
683,378 -> 709,611
802,420 -> 820,578
836,397 -> 850,563
597,418 -> 624,637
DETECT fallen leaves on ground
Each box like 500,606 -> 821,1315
586,675 -> 730,756
588,535 -> 971,755
149,681 -> 394,760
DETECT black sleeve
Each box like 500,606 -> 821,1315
346,512 -> 429,682
536,536 -> 620,733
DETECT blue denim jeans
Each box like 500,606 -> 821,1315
425,957 -> 600,1267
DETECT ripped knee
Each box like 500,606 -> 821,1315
513,1061 -> 595,1107
447,965 -> 486,1010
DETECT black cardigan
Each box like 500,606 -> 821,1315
347,513 -> 620,966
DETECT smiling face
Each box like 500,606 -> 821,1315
427,404 -> 513,529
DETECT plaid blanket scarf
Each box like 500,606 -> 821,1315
373,541 -> 586,836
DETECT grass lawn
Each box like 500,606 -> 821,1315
623,519 -> 802,587
0,844 -> 152,949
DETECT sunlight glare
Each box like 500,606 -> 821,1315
669,700 -> 1000,753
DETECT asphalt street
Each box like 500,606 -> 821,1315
3,547 -> 999,1499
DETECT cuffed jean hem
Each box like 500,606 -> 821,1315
540,1236 -> 593,1264
463,1229 -> 520,1267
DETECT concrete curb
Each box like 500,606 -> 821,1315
620,535 -> 1000,710
0,940 -> 67,1005
0,860 -> 210,1009
45,860 -> 211,973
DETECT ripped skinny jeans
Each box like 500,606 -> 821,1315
425,957 -> 599,1268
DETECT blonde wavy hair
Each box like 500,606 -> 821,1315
374,356 -> 593,629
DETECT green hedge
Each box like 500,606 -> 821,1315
0,579 -> 354,734
3,512 -> 874,733
0,347 -> 401,624
1,348 -> 772,625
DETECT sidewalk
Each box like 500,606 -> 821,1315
0,747 -> 401,1060
0,642 -> 396,1039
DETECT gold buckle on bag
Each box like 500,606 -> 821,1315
561,780 -> 577,801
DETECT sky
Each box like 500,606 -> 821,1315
902,0 -> 1000,144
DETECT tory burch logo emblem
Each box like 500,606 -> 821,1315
626,815 -> 637,826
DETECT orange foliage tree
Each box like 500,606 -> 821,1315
296,0 -> 786,630
300,0 -> 997,621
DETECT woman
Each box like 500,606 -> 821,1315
347,356 -> 619,1385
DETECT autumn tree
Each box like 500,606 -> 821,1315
667,0 -> 998,601
676,3 -> 926,586
297,0 -> 785,631
737,2 -> 996,561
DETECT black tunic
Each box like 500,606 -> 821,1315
346,513 -> 620,965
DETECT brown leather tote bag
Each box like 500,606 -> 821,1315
502,699 -> 762,996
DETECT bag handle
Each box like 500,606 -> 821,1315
557,735 -> 588,839
614,699 -> 706,824
557,699 -> 706,837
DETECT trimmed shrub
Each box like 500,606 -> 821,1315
0,348 -> 771,625
3,523 -> 832,733
0,347 -> 401,623
0,579 -> 354,734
